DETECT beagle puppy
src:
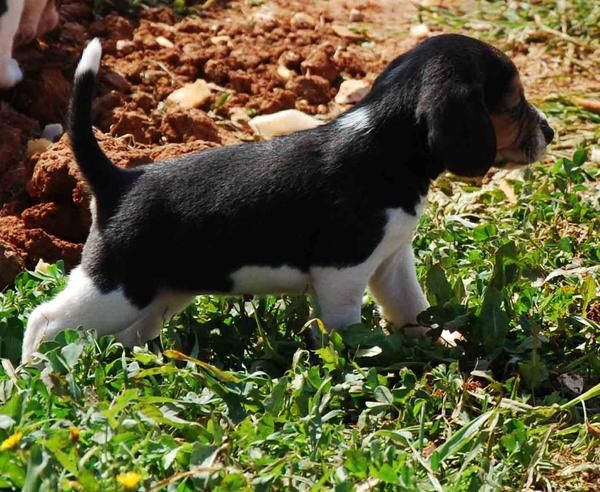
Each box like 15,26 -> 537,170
21,34 -> 554,362
0,0 -> 59,89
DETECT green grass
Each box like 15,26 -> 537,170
2,0 -> 600,490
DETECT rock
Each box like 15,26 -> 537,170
203,59 -> 229,83
160,109 -> 221,143
410,23 -> 430,39
12,68 -> 72,125
258,88 -> 297,114
42,123 -> 64,142
350,9 -> 364,22
0,123 -> 25,176
155,35 -> 174,48
229,71 -> 253,93
277,65 -> 294,81
0,239 -> 26,289
27,138 -> 52,157
166,79 -> 212,109
290,75 -> 331,105
301,49 -> 339,82
210,35 -> 231,45
335,79 -> 370,104
116,39 -> 136,54
150,140 -> 219,161
0,216 -> 82,270
279,51 -> 302,71
331,25 -> 366,41
21,202 -> 90,242
291,12 -> 317,30
249,109 -> 323,139
110,110 -> 154,143
35,259 -> 51,274
27,142 -> 80,202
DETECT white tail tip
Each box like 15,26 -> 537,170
75,38 -> 102,78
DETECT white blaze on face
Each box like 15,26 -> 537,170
531,107 -> 551,162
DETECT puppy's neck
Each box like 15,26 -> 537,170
331,102 -> 442,192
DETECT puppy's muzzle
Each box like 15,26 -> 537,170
539,117 -> 554,145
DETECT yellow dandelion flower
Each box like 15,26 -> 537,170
0,432 -> 23,451
116,472 -> 142,490
69,427 -> 80,442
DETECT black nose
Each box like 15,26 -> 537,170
540,119 -> 554,144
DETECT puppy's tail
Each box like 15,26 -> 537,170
69,38 -> 123,197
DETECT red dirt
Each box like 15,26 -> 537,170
0,0 -> 424,288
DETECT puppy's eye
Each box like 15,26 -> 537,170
506,100 -> 524,119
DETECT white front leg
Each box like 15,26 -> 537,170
368,244 -> 429,335
310,266 -> 369,331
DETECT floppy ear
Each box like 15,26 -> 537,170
424,83 -> 496,177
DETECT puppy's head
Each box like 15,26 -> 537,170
416,35 -> 554,177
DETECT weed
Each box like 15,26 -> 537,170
1,0 -> 599,490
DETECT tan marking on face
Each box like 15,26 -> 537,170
490,74 -> 527,153
491,113 -> 521,152
506,74 -> 523,107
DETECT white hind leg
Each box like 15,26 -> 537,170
0,0 -> 25,89
113,293 -> 195,347
22,267 -> 143,363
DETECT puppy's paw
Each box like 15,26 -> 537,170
15,23 -> 37,46
399,324 -> 464,347
401,324 -> 431,337
37,7 -> 60,37
0,59 -> 24,89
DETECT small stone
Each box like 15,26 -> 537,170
349,9 -> 364,22
249,110 -> 324,139
42,123 -> 63,142
335,79 -> 370,104
35,259 -> 51,274
116,39 -> 136,53
279,51 -> 302,70
410,23 -> 430,39
155,36 -> 174,48
27,138 -> 52,157
290,12 -> 317,29
277,64 -> 294,81
166,79 -> 211,109
211,35 -> 231,45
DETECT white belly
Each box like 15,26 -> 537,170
228,203 -> 424,296
229,265 -> 310,295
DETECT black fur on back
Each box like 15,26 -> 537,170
71,34 -> 520,307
